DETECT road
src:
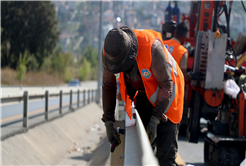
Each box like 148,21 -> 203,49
178,133 -> 206,166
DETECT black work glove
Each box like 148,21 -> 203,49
147,115 -> 160,144
105,121 -> 121,146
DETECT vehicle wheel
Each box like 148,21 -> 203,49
186,90 -> 201,143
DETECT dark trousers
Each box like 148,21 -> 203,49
135,95 -> 179,166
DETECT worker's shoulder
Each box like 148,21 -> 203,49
179,44 -> 188,51
165,39 -> 187,51
134,29 -> 162,44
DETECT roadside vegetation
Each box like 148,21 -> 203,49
1,1 -> 99,86
1,45 -> 98,86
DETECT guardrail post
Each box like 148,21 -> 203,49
23,91 -> 28,128
70,90 -> 72,110
59,90 -> 62,114
93,89 -> 95,102
77,90 -> 80,108
88,89 -> 90,104
95,89 -> 98,103
91,89 -> 93,102
83,89 -> 86,106
45,91 -> 49,120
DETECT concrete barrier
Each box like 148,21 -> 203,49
1,103 -> 103,165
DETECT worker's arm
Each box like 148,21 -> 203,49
180,51 -> 191,82
151,39 -> 173,122
101,51 -> 122,148
101,52 -> 117,122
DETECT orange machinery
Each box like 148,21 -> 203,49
180,1 -> 246,165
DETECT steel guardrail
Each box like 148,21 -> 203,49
113,101 -> 159,165
124,109 -> 159,166
1,86 -> 92,103
1,87 -> 98,128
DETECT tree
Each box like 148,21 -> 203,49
82,45 -> 98,68
78,58 -> 91,81
1,1 -> 60,69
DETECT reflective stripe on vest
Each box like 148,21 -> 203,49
167,50 -> 177,77
165,50 -> 177,112
150,86 -> 159,104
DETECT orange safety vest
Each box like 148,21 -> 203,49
163,39 -> 188,66
117,29 -> 184,124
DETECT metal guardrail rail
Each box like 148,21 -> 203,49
124,109 -> 159,165
1,86 -> 93,103
1,87 -> 97,128
112,101 -> 159,166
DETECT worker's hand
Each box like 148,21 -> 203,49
105,121 -> 121,146
147,116 -> 160,144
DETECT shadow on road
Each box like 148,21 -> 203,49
68,136 -> 110,166
178,124 -> 207,143
178,132 -> 206,143
70,153 -> 93,162
87,136 -> 110,166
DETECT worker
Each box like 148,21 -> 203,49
101,26 -> 184,166
163,22 -> 191,82
161,21 -> 176,41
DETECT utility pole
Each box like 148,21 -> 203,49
97,0 -> 103,104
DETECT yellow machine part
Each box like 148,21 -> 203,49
237,52 -> 246,68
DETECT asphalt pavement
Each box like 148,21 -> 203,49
178,133 -> 206,166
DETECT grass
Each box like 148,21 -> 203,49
1,67 -> 66,86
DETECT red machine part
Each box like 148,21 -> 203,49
198,1 -> 215,32
239,93 -> 246,137
204,89 -> 224,107
187,57 -> 193,70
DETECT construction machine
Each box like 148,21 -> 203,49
163,1 -> 246,165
